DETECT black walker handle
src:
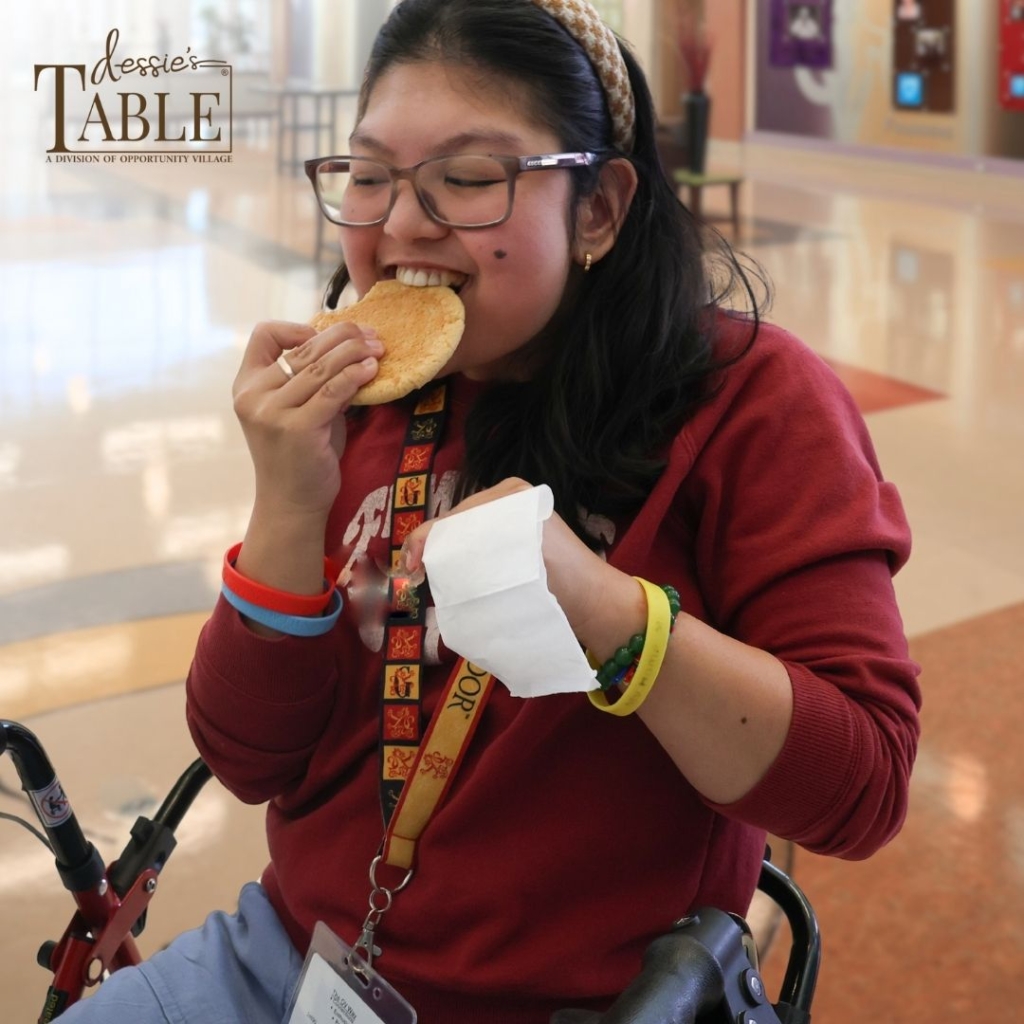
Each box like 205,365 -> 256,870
1,720 -> 102,890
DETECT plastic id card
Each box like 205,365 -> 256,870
285,922 -> 417,1024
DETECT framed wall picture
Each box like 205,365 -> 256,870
769,0 -> 834,69
1000,0 -> 1024,111
892,0 -> 955,113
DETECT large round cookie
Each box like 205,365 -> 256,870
310,280 -> 465,405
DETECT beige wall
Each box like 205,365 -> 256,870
622,0 -> 657,83
752,0 -> 1022,160
834,0 -> 974,155
266,0 -> 748,141
312,0 -> 357,86
706,0 -> 746,141
271,0 -> 289,83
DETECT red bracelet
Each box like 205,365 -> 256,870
223,543 -> 341,617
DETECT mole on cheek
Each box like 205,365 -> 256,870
493,250 -> 508,260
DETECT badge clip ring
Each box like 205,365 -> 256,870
352,853 -> 414,978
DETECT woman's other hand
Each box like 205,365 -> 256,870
401,478 -> 645,656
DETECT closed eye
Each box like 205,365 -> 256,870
444,175 -> 505,188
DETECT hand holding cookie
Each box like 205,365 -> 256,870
230,318 -> 381,526
232,281 -> 465,527
310,280 -> 465,404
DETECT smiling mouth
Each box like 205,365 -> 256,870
388,265 -> 469,294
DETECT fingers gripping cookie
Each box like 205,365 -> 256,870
310,281 -> 465,405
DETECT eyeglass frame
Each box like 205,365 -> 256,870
303,151 -> 601,230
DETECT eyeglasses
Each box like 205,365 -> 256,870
304,152 -> 599,229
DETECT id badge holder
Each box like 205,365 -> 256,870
285,921 -> 417,1024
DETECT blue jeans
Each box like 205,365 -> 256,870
59,882 -> 303,1024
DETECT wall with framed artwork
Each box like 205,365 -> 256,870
750,0 -> 1024,163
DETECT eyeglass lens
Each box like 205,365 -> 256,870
315,156 -> 512,227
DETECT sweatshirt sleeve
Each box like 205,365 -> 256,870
185,595 -> 341,804
685,324 -> 921,859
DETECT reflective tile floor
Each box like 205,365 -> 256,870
3,118 -> 1024,1021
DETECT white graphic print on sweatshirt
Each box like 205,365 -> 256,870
338,470 -> 615,663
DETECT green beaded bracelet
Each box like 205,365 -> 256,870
596,584 -> 680,691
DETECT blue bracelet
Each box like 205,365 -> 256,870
221,583 -> 343,637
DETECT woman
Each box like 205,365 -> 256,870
62,2 -> 920,1021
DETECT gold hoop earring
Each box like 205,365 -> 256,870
583,252 -> 593,273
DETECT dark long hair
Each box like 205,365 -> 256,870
325,0 -> 768,545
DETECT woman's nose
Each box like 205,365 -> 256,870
383,180 -> 448,241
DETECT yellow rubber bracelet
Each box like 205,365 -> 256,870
587,578 -> 673,717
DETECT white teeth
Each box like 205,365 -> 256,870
395,266 -> 467,289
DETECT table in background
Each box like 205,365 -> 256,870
673,170 -> 745,237
253,82 -> 359,176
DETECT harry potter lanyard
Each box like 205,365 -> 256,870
355,381 -> 496,971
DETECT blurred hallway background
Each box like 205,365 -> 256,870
2,2 -> 1023,1021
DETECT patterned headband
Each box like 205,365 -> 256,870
529,0 -> 636,151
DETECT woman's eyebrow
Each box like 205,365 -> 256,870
429,130 -> 525,154
347,131 -> 394,157
348,128 -> 526,158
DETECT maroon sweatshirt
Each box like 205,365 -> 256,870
186,317 -> 920,1022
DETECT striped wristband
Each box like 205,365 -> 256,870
221,583 -> 343,637
222,542 -> 340,616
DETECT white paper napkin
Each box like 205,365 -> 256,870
422,485 -> 598,698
